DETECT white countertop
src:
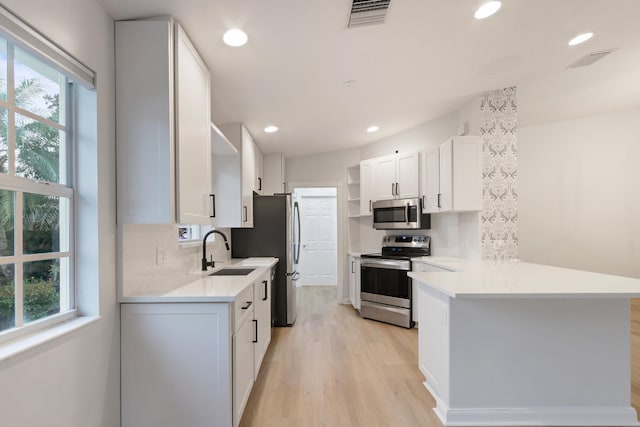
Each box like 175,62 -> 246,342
348,251 -> 362,258
409,258 -> 640,298
120,257 -> 278,303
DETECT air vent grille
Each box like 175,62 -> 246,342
348,0 -> 391,28
567,49 -> 617,68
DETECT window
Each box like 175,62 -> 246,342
178,224 -> 214,243
0,35 -> 74,336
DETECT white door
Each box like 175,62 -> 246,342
296,189 -> 338,286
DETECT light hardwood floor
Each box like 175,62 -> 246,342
240,287 -> 640,427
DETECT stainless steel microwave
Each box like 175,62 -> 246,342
372,198 -> 431,230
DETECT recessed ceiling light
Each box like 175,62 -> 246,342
367,126 -> 379,133
568,32 -> 594,46
474,1 -> 502,19
223,29 -> 248,47
343,80 -> 357,88
264,125 -> 278,133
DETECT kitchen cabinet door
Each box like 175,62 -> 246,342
233,311 -> 255,427
263,152 -> 286,195
359,159 -> 374,216
423,150 -> 440,213
373,155 -> 396,201
214,123 -> 255,228
348,256 -> 361,310
395,151 -> 420,199
121,303 -> 231,427
253,272 -> 272,378
439,136 -> 482,213
253,141 -> 264,195
115,18 -> 211,225
174,24 -> 212,224
370,152 -> 420,202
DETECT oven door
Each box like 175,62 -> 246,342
360,258 -> 411,308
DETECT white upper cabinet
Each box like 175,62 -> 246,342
421,150 -> 440,213
373,155 -> 397,201
253,141 -> 264,195
372,151 -> 420,202
214,123 -> 255,228
423,136 -> 482,213
115,18 -> 211,225
263,153 -> 286,195
359,159 -> 374,216
395,151 -> 420,199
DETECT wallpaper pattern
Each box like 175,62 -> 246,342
480,87 -> 519,260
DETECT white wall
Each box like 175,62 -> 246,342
287,147 -> 361,185
519,108 -> 640,279
0,1 -> 120,426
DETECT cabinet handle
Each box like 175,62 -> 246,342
258,177 -> 262,191
437,193 -> 441,208
369,200 -> 372,212
395,182 -> 399,196
209,194 -> 216,218
391,183 -> 395,196
421,195 -> 425,209
262,280 -> 268,301
351,261 -> 355,274
241,301 -> 252,310
253,319 -> 258,343
243,206 -> 248,222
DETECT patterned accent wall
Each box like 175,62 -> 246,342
480,87 -> 518,260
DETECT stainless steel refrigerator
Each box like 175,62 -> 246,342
231,194 -> 300,326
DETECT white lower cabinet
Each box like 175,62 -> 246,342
411,262 -> 451,324
121,303 -> 232,427
253,273 -> 272,377
348,255 -> 361,310
418,283 -> 450,400
121,270 -> 274,427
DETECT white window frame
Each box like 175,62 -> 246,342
0,24 -> 80,345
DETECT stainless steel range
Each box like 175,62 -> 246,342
360,235 -> 430,328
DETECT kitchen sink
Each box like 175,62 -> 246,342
208,268 -> 256,276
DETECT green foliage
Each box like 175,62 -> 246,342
0,279 -> 59,331
0,72 -> 63,331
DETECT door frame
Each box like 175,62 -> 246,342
289,181 -> 347,304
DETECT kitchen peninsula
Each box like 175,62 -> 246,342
409,259 -> 640,427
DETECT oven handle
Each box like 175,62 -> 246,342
360,258 -> 410,270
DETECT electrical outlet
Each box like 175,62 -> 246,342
155,246 -> 166,265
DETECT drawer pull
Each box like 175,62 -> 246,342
241,301 -> 252,310
253,319 -> 258,343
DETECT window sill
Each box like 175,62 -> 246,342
0,315 -> 100,363
179,240 -> 203,249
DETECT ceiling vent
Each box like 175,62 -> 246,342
567,49 -> 617,68
348,0 -> 391,28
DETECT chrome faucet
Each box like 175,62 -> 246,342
202,229 -> 230,271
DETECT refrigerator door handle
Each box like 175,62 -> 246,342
293,201 -> 301,265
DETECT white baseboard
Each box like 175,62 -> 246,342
436,406 -> 640,426
422,382 -> 639,426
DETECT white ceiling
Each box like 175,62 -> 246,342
96,0 -> 640,157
